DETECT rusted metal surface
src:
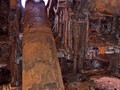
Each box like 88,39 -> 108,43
89,0 -> 120,15
0,0 -> 19,87
65,82 -> 90,90
90,77 -> 120,90
10,0 -> 17,8
23,0 -> 64,90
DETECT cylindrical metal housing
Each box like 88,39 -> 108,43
22,0 -> 64,90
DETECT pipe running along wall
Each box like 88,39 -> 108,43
22,0 -> 64,90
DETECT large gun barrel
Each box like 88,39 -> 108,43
22,0 -> 64,90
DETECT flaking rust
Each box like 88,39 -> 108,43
22,0 -> 64,90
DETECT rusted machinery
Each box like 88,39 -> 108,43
23,0 -> 64,90
52,0 -> 120,74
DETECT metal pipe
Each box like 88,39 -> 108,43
22,0 -> 64,90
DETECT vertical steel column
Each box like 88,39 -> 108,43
22,0 -> 64,90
